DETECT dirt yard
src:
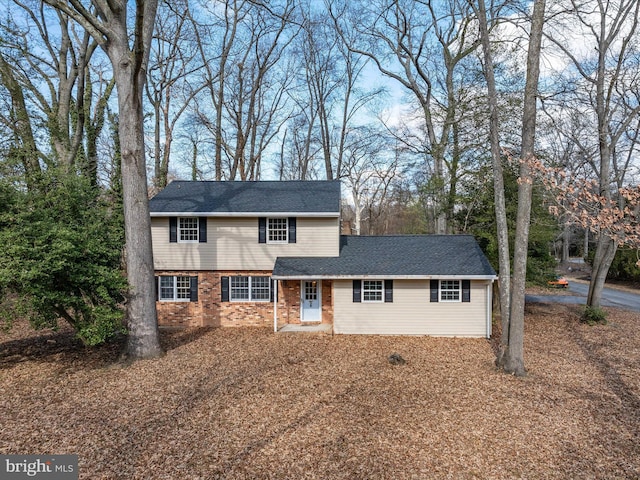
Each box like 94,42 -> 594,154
1,302 -> 639,479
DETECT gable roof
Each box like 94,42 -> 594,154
149,180 -> 341,216
272,235 -> 497,279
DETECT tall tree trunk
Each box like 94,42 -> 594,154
502,0 -> 546,376
109,42 -> 162,360
474,0 -> 511,365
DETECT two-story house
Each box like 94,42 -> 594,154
149,180 -> 497,337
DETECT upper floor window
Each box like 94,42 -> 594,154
440,280 -> 461,302
258,217 -> 296,244
362,280 -> 383,302
268,218 -> 288,243
179,217 -> 199,242
169,216 -> 207,243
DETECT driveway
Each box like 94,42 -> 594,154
526,280 -> 640,312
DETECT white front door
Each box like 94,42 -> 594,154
301,280 -> 321,322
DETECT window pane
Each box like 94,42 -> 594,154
440,280 -> 460,301
304,281 -> 318,301
179,217 -> 199,241
363,280 -> 383,302
268,218 -> 288,242
160,276 -> 174,300
230,276 -> 249,300
176,276 -> 191,299
251,276 -> 271,301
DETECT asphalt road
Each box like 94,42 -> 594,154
526,281 -> 640,313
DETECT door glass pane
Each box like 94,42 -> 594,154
305,281 -> 317,301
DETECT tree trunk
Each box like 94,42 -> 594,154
501,0 -> 546,377
562,221 -> 570,263
583,228 -> 589,259
587,235 -> 617,307
0,53 -> 42,188
474,0 -> 511,365
112,59 -> 162,359
104,9 -> 162,360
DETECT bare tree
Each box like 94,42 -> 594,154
290,3 -> 383,180
544,0 -> 640,308
42,0 -> 162,360
0,1 -> 113,184
473,0 -> 547,375
191,0 -> 297,181
146,0 -> 202,189
330,0 -> 482,233
341,126 -> 396,235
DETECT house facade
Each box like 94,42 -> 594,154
149,180 -> 497,337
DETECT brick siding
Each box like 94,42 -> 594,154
156,271 -> 334,328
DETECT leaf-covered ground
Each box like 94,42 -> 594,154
2,302 -> 639,479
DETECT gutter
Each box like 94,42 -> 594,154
271,274 -> 499,281
150,211 -> 340,218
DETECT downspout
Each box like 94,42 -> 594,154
486,281 -> 493,338
273,279 -> 278,333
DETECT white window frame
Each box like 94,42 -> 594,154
362,280 -> 384,303
230,276 -> 271,302
440,280 -> 461,302
159,275 -> 191,302
178,217 -> 199,243
267,217 -> 288,244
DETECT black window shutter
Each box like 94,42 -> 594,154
155,276 -> 159,301
221,276 -> 230,302
353,279 -> 362,303
258,217 -> 267,243
199,218 -> 207,243
430,279 -> 439,302
462,280 -> 471,302
288,217 -> 297,243
169,217 -> 178,243
190,276 -> 199,302
270,279 -> 276,302
384,279 -> 393,303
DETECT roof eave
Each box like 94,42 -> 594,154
272,274 -> 498,281
150,211 -> 340,217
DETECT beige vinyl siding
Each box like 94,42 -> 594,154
333,279 -> 490,337
152,216 -> 340,271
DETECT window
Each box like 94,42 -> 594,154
251,276 -> 271,301
353,279 -> 392,303
179,217 -> 199,242
363,280 -> 383,302
170,217 -> 207,243
268,218 -> 288,243
159,276 -> 195,301
440,280 -> 461,302
258,217 -> 296,244
230,276 -> 271,302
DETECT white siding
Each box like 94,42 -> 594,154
333,279 -> 490,337
152,216 -> 340,271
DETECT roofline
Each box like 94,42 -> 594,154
272,274 -> 497,281
150,211 -> 340,218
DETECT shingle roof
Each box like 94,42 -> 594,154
149,180 -> 341,215
272,235 -> 496,278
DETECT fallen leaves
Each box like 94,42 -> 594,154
1,304 -> 640,479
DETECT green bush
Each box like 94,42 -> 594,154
582,306 -> 607,325
0,171 -> 127,345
